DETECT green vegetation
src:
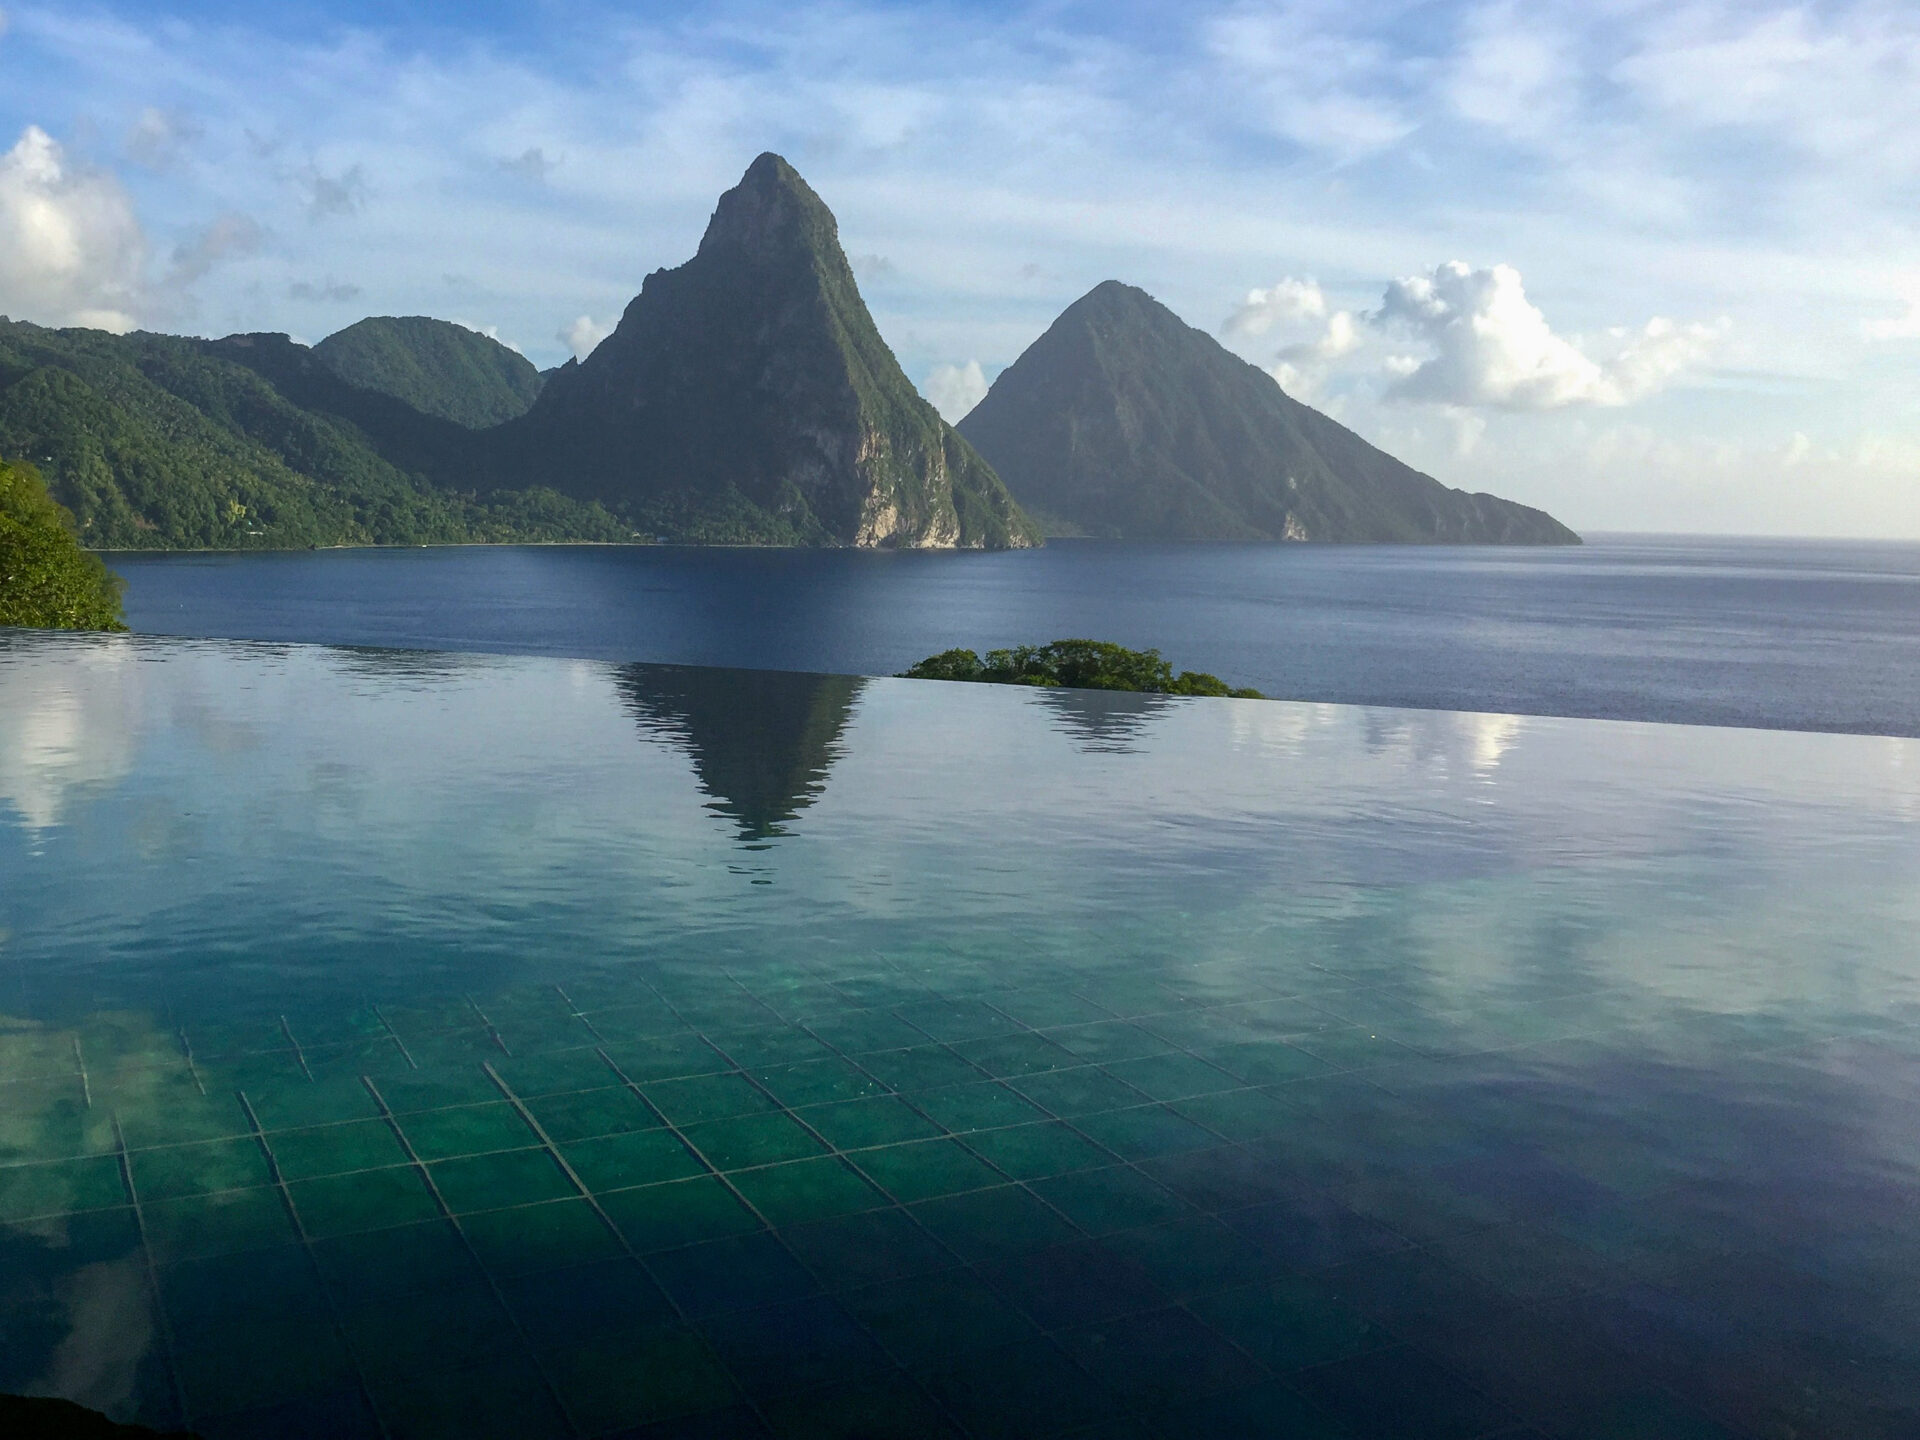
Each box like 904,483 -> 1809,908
0,459 -> 125,629
902,639 -> 1261,697
313,316 -> 545,428
0,319 -> 631,550
958,280 -> 1579,545
505,154 -> 1040,550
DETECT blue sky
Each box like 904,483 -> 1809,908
3,0 -> 1918,535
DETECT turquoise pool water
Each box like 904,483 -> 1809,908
2,632 -> 1917,1439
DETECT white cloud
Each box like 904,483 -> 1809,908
1373,261 -> 1721,410
126,107 -> 201,170
560,314 -> 612,359
1224,278 -> 1361,399
1204,6 -> 1413,157
1447,5 -> 1572,133
1865,287 -> 1920,340
289,277 -> 362,303
0,125 -> 145,332
499,147 -> 554,182
297,161 -> 367,221
923,360 -> 988,421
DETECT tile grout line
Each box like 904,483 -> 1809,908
371,1005 -> 419,1070
236,1089 -> 392,1440
363,1073 -> 584,1440
280,1016 -> 314,1081
111,1112 -> 190,1430
479,1061 -> 785,1440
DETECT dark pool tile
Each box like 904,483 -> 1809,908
759,1371 -> 963,1439
1060,1305 -> 1266,1410
401,1101 -> 539,1161
851,1138 -> 1005,1203
372,1356 -> 571,1440
1013,1067 -> 1152,1119
173,1313 -> 355,1418
1224,1188 -> 1413,1273
803,1011 -> 930,1055
1031,1165 -> 1192,1235
644,1073 -> 778,1126
547,1321 -> 743,1434
601,1175 -> 762,1252
342,1280 -> 520,1379
1146,1379 -> 1351,1440
781,1207 -> 957,1288
680,1112 -> 827,1171
909,1184 -> 1081,1264
1040,1021 -> 1170,1065
1195,1040 -> 1336,1086
614,1401 -> 772,1438
1291,1345 -> 1521,1440
1188,1275 -> 1391,1372
289,1164 -> 438,1238
702,1294 -> 892,1397
581,1002 -> 690,1046
858,1045 -> 986,1094
563,1128 -> 703,1191
129,1136 -> 270,1203
1137,1143 -> 1308,1214
649,1231 -> 819,1318
753,1056 -> 885,1107
304,1036 -> 416,1083
841,1268 -> 1039,1366
502,1257 -> 677,1349
728,1156 -> 888,1226
1071,1105 -> 1221,1161
310,1217 -> 478,1302
985,989 -> 1112,1030
0,1153 -> 126,1221
796,1096 -> 943,1150
1100,1214 -> 1273,1299
601,1032 -> 730,1082
1318,1244 -> 1516,1349
709,1023 -> 835,1070
243,1074 -> 381,1130
982,1238 -> 1169,1329
919,1337 -> 1117,1439
266,1117 -> 409,1181
893,999 -> 1020,1044
960,1121 -> 1113,1181
430,1147 -> 575,1212
1101,1052 -> 1241,1102
115,1079 -> 252,1149
1170,1087 -> 1300,1142
193,1384 -> 383,1440
160,1242 -> 325,1336
1430,1221 -> 1629,1305
908,1080 -> 1050,1135
376,1069 -> 504,1115
522,1084 -> 666,1144
491,1049 -> 618,1099
462,1197 -> 625,1278
145,1185 -> 296,1262
1290,1026 -> 1422,1071
950,1031 -> 1080,1078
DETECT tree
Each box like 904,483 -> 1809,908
901,639 -> 1260,697
0,459 -> 127,630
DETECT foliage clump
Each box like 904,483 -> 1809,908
901,639 -> 1260,697
0,459 -> 126,630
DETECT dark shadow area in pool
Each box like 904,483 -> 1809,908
617,664 -> 864,847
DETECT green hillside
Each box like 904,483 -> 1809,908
0,319 -> 628,550
314,316 -> 545,428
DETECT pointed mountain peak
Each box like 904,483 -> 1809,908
698,152 -> 840,267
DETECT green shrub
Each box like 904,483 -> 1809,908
0,459 -> 126,630
901,639 -> 1259,697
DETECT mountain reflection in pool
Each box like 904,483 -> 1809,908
1,632 -> 1918,1440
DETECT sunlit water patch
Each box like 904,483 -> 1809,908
2,632 -> 1917,1439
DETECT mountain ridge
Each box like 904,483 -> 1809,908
958,280 -> 1577,545
313,316 -> 545,428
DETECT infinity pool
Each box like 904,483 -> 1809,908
2,633 -> 1916,1439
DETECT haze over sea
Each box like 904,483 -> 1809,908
109,535 -> 1920,738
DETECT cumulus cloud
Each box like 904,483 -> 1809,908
851,253 -> 896,282
165,212 -> 264,288
1864,288 -> 1920,340
923,360 -> 988,421
126,108 -> 202,171
560,314 -> 612,359
0,125 -> 145,332
499,147 -> 554,182
1372,261 -> 1721,410
1224,278 -> 1361,397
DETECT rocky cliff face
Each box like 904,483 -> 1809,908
958,281 -> 1579,545
507,155 -> 1038,549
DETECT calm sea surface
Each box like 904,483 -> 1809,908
108,535 -> 1920,736
2,632 -> 1918,1438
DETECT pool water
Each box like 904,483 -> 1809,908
2,633 -> 1917,1440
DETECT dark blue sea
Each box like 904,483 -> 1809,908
109,535 -> 1920,735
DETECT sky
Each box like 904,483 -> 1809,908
2,0 -> 1918,537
